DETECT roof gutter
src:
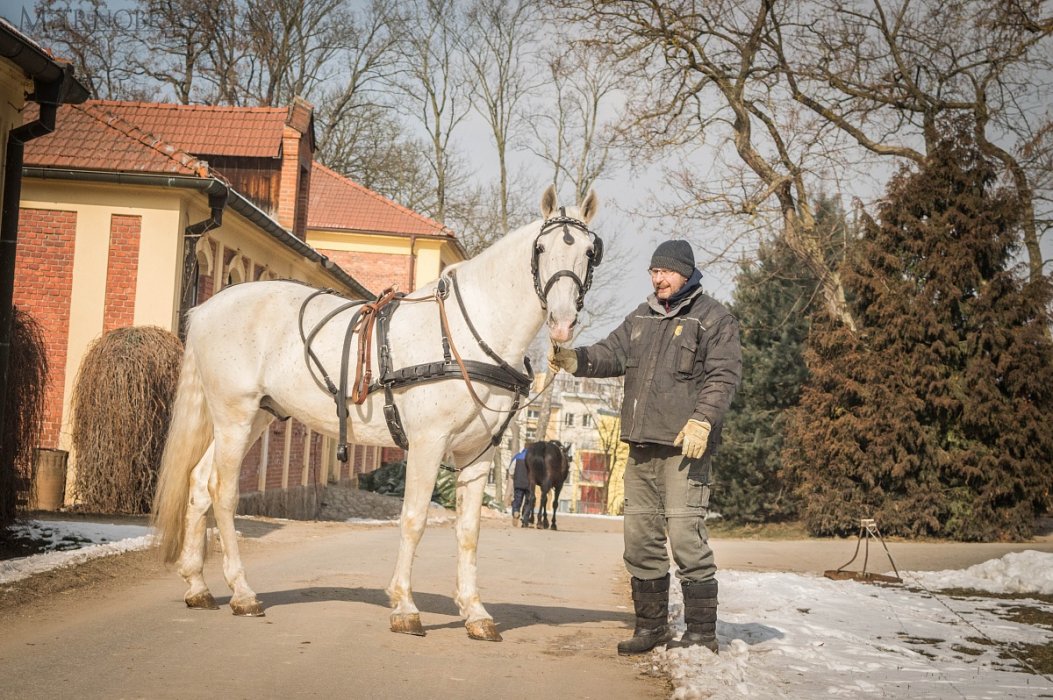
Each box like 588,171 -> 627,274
20,167 -> 373,301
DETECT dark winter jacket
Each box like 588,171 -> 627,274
572,284 -> 741,450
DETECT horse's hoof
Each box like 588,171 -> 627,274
465,619 -> 502,642
231,599 -> 265,617
391,613 -> 426,636
550,523 -> 558,531
185,591 -> 219,610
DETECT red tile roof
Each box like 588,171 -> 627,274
308,162 -> 452,238
87,100 -> 296,158
23,102 -> 211,177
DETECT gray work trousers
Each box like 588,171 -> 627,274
622,443 -> 715,582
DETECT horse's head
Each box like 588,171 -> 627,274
533,184 -> 601,344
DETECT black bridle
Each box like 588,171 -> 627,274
530,206 -> 604,312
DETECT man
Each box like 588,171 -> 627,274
550,239 -> 741,655
508,448 -> 529,526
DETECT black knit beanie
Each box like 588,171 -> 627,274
649,240 -> 695,278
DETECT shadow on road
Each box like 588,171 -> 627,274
245,586 -> 633,633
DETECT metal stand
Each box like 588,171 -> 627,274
824,518 -> 903,584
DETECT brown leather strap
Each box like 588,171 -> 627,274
350,286 -> 400,404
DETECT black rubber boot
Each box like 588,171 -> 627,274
617,574 -> 673,655
667,578 -> 718,652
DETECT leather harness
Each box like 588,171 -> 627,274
297,211 -> 601,463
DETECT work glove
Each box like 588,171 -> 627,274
549,346 -> 578,374
674,419 -> 711,459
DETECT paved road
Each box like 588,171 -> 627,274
2,512 -> 1050,700
0,514 -> 666,700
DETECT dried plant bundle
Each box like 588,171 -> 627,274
71,326 -> 183,514
1,307 -> 48,526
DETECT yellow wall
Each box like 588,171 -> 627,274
0,60 -> 29,198
307,228 -> 463,291
20,180 -> 186,457
20,179 -> 365,497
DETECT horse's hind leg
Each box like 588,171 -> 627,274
537,487 -> 549,529
209,410 -> 271,616
178,442 -> 219,609
452,452 -> 501,642
387,441 -> 445,636
550,483 -> 564,531
522,489 -> 535,527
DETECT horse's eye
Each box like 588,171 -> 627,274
536,243 -> 545,254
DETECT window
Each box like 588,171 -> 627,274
527,409 -> 539,419
582,414 -> 592,427
564,413 -> 575,427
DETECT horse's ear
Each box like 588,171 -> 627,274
541,184 -> 558,219
579,189 -> 599,224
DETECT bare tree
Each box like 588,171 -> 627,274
461,0 -> 543,236
34,0 -> 143,99
388,0 -> 473,223
313,0 -> 402,159
128,0 -> 220,104
564,0 -> 859,329
242,0 -> 354,106
527,40 -> 622,203
772,0 -> 1053,284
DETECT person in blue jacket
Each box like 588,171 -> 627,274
508,448 -> 529,526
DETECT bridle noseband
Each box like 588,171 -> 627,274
530,206 -> 604,312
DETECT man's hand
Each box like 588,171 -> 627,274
549,346 -> 578,374
674,419 -> 711,459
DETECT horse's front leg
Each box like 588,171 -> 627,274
387,442 -> 445,636
453,456 -> 501,641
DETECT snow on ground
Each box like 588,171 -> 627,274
660,550 -> 1053,699
0,519 -> 154,585
2,520 -> 1051,698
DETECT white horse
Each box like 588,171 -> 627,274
152,185 -> 600,641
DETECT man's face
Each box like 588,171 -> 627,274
650,268 -> 688,300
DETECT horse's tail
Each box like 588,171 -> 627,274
152,339 -> 213,564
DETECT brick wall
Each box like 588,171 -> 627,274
12,208 -> 77,448
265,421 -> 287,491
103,214 -> 141,333
318,249 -> 411,296
240,439 -> 261,494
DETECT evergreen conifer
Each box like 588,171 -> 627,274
784,128 -> 1053,540
718,196 -> 850,523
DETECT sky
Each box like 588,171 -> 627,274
3,0 -> 1049,347
3,517 -> 1052,698
0,0 -> 721,347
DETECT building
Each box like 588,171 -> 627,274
498,371 -> 626,515
307,161 -> 465,296
0,18 -> 89,518
13,95 -> 464,516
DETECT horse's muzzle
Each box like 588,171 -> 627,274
548,313 -> 576,344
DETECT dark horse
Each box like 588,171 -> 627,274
521,441 -> 570,530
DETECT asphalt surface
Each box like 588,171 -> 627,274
1,511 -> 1050,700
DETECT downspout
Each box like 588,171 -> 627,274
0,75 -> 66,453
178,188 -> 227,339
408,234 -> 418,291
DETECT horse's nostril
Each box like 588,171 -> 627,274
570,317 -> 578,329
